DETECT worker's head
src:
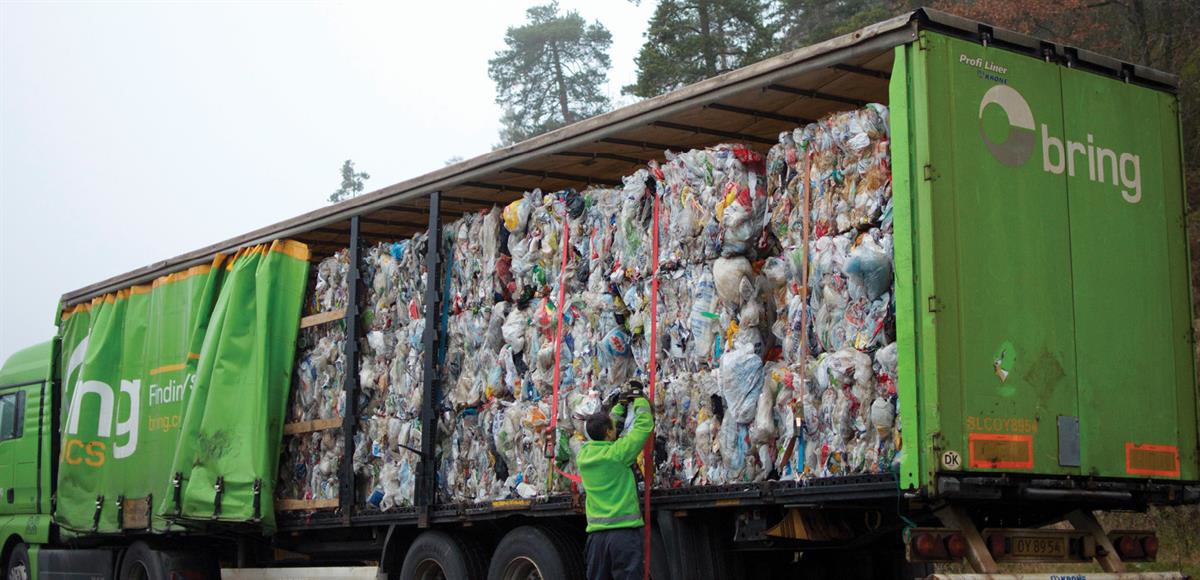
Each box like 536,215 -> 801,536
585,413 -> 616,442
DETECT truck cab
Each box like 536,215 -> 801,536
0,341 -> 56,578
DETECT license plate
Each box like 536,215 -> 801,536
1011,536 -> 1067,557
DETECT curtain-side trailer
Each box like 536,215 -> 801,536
1,8 -> 1197,580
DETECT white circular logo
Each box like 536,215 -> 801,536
942,450 -> 963,470
979,84 -> 1036,167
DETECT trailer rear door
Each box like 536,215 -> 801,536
895,30 -> 1197,488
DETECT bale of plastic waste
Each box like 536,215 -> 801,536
280,251 -> 351,505
355,236 -> 428,510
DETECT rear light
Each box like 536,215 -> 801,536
945,533 -> 968,559
908,529 -> 967,562
1142,535 -> 1159,559
987,533 -> 1006,559
1107,530 -> 1158,562
914,533 -> 939,558
1116,535 -> 1144,559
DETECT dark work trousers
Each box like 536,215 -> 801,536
585,527 -> 642,580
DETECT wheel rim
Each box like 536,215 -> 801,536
413,558 -> 448,580
7,562 -> 28,580
501,555 -> 542,580
126,562 -> 149,580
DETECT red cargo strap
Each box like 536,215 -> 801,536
643,182 -> 661,580
547,197 -> 581,492
548,206 -> 570,458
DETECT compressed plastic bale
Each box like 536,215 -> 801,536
652,144 -> 767,266
438,407 -> 498,503
654,359 -> 717,487
497,189 -> 571,302
765,106 -> 893,354
794,105 -> 891,238
446,310 -> 491,409
765,133 -> 805,247
489,399 -> 551,499
503,191 -> 542,299
611,170 -> 653,280
354,236 -> 429,511
439,196 -> 584,499
799,348 -> 879,478
449,209 -> 503,311
801,230 -> 894,355
280,250 -> 355,505
655,366 -> 724,486
279,429 -> 342,502
289,327 -> 347,423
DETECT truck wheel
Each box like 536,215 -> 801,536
119,542 -> 218,580
486,525 -> 584,580
119,542 -> 167,580
5,543 -> 30,580
399,530 -> 486,580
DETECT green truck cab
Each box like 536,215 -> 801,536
0,341 -> 57,578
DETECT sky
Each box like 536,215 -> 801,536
0,0 -> 657,362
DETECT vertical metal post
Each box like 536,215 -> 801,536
47,336 -> 62,516
340,215 -> 363,524
416,191 -> 443,527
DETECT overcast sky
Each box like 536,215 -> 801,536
0,0 -> 656,362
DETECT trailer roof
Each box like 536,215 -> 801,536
60,8 -> 1180,306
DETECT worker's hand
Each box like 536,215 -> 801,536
602,388 -> 622,409
620,380 -> 645,403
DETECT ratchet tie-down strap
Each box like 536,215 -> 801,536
547,193 -> 583,490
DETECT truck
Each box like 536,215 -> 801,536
1,8 -> 1197,579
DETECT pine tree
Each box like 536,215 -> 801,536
773,0 -> 905,52
489,3 -> 613,146
329,160 -> 370,203
624,0 -> 776,99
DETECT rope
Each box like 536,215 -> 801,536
642,181 -> 661,580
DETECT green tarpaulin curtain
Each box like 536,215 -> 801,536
57,240 -> 310,535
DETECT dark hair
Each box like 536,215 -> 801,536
585,413 -> 613,441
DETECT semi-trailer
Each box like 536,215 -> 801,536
1,8 -> 1197,579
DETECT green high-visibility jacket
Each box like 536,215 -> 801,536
578,397 -> 654,533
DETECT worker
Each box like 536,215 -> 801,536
577,380 -> 655,580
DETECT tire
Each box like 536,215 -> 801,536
400,530 -> 487,580
5,543 -> 30,580
486,525 -> 584,580
119,543 -> 167,580
120,542 -> 219,580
